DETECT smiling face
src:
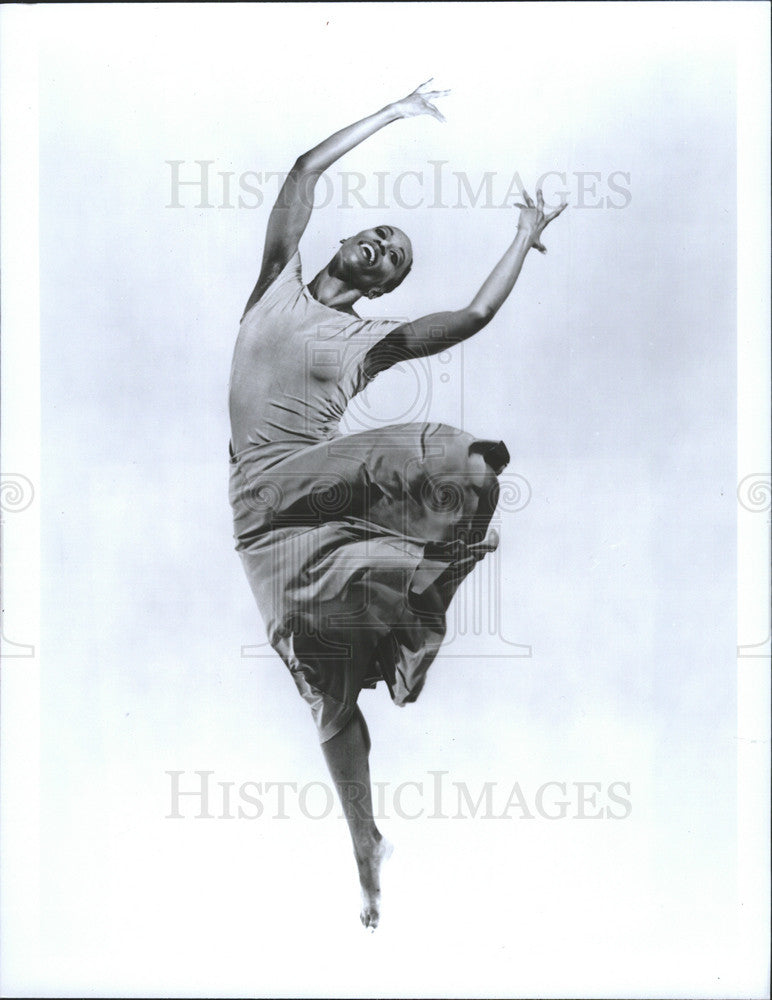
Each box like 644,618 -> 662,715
331,225 -> 413,297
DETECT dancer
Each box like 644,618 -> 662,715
228,81 -> 566,929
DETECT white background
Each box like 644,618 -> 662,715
1,3 -> 769,997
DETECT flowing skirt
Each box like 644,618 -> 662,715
230,422 -> 509,742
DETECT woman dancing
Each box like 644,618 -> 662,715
228,81 -> 566,929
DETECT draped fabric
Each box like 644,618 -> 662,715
229,252 -> 509,742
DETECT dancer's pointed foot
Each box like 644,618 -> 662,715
357,836 -> 394,931
469,527 -> 499,557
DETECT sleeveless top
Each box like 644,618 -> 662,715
228,250 -> 403,476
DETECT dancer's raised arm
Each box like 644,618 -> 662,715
243,81 -> 448,313
362,189 -> 567,378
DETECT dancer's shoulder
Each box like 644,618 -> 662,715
241,249 -> 303,323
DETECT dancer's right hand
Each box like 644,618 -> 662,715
390,79 -> 449,122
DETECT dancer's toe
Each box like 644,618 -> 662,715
469,527 -> 499,556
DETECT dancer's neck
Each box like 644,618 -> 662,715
308,267 -> 361,314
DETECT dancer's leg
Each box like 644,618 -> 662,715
321,705 -> 392,929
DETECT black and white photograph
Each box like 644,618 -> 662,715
0,2 -> 769,997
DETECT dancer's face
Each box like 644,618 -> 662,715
331,225 -> 412,297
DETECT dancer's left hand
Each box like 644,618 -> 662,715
390,79 -> 449,122
515,188 -> 568,254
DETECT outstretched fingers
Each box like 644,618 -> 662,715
514,188 -> 568,253
516,198 -> 567,217
413,78 -> 451,97
545,202 -> 568,223
400,79 -> 450,122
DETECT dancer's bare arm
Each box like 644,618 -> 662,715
362,190 -> 567,377
243,81 -> 448,314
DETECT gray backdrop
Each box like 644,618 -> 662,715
1,2 -> 768,997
